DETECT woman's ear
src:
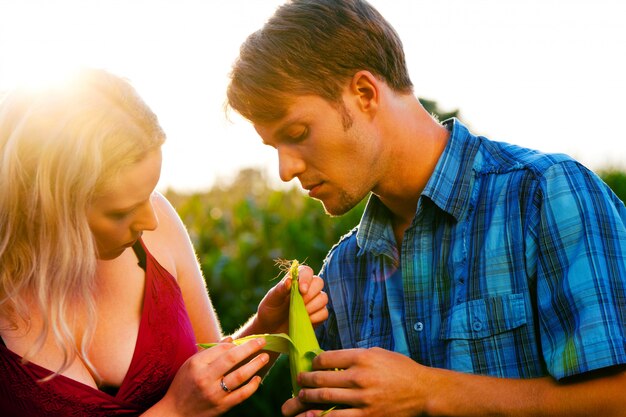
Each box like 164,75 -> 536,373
349,70 -> 379,115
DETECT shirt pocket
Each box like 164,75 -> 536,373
441,293 -> 527,340
355,330 -> 393,350
439,293 -> 528,375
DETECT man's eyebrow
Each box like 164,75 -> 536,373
262,117 -> 300,146
276,119 -> 298,137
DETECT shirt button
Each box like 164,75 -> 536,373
413,321 -> 424,332
472,321 -> 483,331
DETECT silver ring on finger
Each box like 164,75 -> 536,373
220,377 -> 232,393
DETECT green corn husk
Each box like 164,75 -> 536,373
199,332 -> 294,353
286,259 -> 323,394
199,260 -> 322,395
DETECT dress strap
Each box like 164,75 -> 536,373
132,240 -> 147,271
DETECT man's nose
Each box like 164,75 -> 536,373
277,146 -> 305,182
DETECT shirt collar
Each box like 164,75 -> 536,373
355,194 -> 398,258
422,118 -> 480,222
355,118 -> 480,255
356,119 -> 480,256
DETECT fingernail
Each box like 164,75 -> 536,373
256,338 -> 266,347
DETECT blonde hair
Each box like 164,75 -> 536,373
0,68 -> 165,377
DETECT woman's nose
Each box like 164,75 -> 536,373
133,200 -> 159,232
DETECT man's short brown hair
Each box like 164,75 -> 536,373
227,0 -> 413,124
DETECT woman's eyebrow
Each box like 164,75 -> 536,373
106,197 -> 150,213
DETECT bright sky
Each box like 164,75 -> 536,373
1,0 -> 625,192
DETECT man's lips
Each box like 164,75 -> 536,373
302,182 -> 323,198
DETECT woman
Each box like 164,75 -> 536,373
0,69 -> 328,416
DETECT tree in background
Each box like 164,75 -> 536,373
599,169 -> 626,204
419,97 -> 459,122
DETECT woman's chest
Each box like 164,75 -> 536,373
89,253 -> 147,386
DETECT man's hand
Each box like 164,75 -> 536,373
283,347 -> 626,417
282,347 -> 427,417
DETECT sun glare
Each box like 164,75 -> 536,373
1,61 -> 85,93
0,1 -> 109,92
1,0 -> 624,191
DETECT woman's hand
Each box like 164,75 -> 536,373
153,338 -> 269,417
256,264 -> 328,334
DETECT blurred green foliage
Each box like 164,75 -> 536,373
599,169 -> 626,204
166,169 -> 366,335
165,170 -> 366,416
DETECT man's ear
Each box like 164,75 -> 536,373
349,70 -> 379,116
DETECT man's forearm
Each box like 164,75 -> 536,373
424,366 -> 626,417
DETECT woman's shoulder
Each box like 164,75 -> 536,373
140,192 -> 193,280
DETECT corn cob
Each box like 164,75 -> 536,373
199,259 -> 322,395
286,259 -> 322,394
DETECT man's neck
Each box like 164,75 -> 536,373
374,96 -> 450,233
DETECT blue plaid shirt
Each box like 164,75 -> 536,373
316,119 -> 626,380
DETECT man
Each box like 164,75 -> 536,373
226,0 -> 626,416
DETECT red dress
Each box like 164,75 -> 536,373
0,240 -> 198,416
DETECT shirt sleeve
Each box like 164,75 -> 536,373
533,160 -> 626,380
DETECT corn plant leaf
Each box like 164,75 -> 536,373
198,332 -> 294,354
198,260 -> 328,404
195,261 -> 319,368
